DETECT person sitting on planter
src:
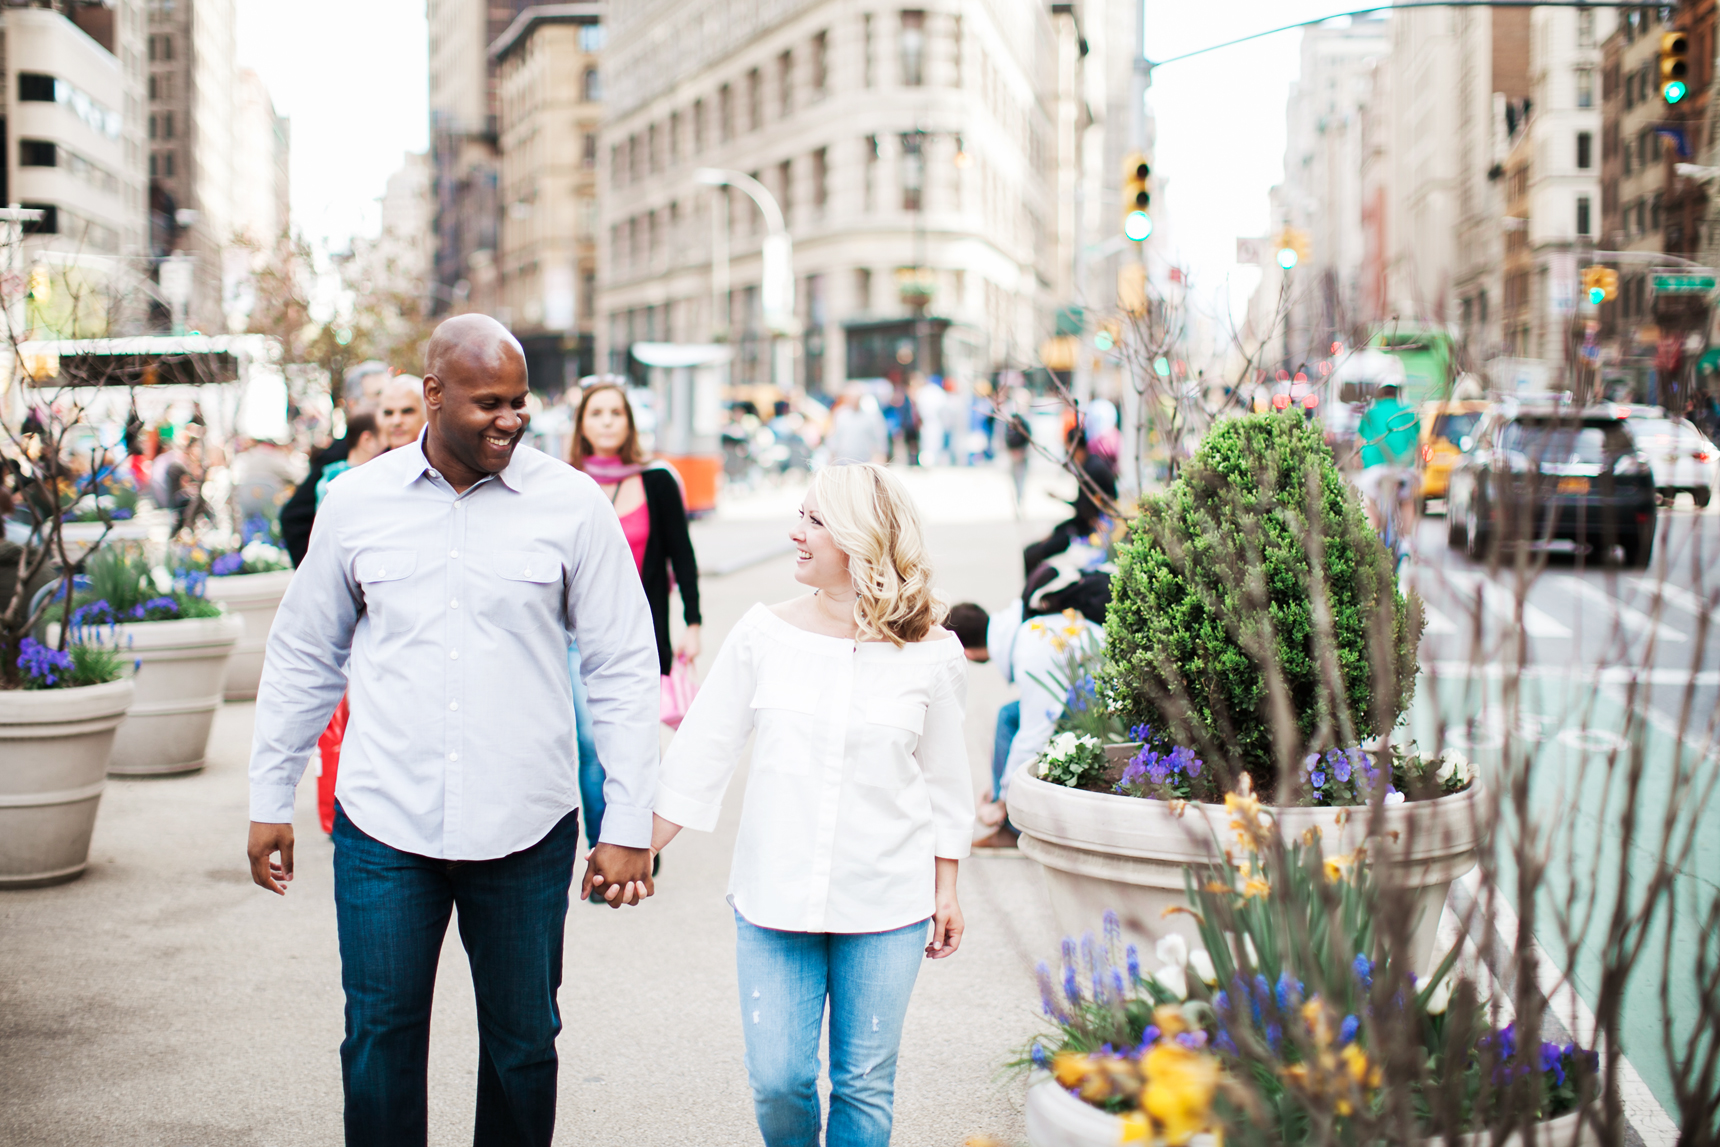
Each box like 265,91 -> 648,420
1022,431 -> 1118,578
951,556 -> 1110,849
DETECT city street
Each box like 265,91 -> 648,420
0,464 -> 1076,1147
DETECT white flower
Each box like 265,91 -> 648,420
1153,964 -> 1189,1001
1188,948 -> 1218,985
241,540 -> 286,565
1243,935 -> 1259,967
1155,934 -> 1189,970
1047,732 -> 1078,759
1075,733 -> 1100,749
1415,973 -> 1453,1015
1384,790 -> 1406,806
150,566 -> 172,594
1435,749 -> 1472,786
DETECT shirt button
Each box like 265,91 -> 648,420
428,469 -> 441,479
378,567 -> 386,576
447,750 -> 459,761
450,549 -> 460,558
449,598 -> 459,609
449,649 -> 459,660
449,700 -> 459,711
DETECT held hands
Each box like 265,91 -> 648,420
580,842 -> 654,909
247,821 -> 295,895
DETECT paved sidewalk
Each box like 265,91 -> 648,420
0,463 -> 1076,1146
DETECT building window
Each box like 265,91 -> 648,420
583,132 -> 597,168
1576,195 -> 1591,236
579,23 -> 605,52
778,159 -> 793,221
20,203 -> 58,235
864,135 -> 879,212
812,147 -> 828,211
149,151 -> 158,177
900,131 -> 924,210
1577,6 -> 1595,47
693,98 -> 705,152
1577,68 -> 1593,108
855,267 -> 872,311
720,83 -> 733,141
162,111 -> 174,139
648,123 -> 660,174
611,143 -> 622,186
157,149 -> 174,177
779,51 -> 794,118
18,73 -> 56,101
21,139 -> 56,167
747,68 -> 761,131
952,15 -> 963,86
812,31 -> 828,96
900,11 -> 926,87
1651,192 -> 1662,231
669,112 -> 681,163
863,13 -> 875,88
149,114 -> 158,140
583,67 -> 601,101
1577,131 -> 1592,169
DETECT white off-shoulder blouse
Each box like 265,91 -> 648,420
656,604 -> 975,934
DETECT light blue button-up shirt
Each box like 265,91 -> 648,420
248,434 -> 661,859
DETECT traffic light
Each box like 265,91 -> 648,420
1581,265 -> 1619,305
1661,31 -> 1690,104
1275,228 -> 1310,270
1122,152 -> 1152,241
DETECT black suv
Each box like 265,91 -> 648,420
1446,400 -> 1658,567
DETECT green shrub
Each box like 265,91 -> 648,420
1104,412 -> 1422,793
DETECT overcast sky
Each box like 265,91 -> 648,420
235,0 -> 1343,318
235,0 -> 429,254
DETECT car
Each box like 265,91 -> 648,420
1621,412 -> 1718,508
1446,399 -> 1658,567
1417,399 -> 1490,512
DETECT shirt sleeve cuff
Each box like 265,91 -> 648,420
653,783 -> 722,833
594,801 -> 654,848
936,833 -> 973,860
250,783 -> 298,824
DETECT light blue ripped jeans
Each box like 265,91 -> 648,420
734,911 -> 929,1147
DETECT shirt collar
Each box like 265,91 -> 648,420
399,427 -> 528,492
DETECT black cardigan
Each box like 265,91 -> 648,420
637,467 -> 701,675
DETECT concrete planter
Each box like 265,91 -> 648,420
0,678 -> 135,888
52,614 -> 242,776
203,569 -> 291,700
1025,1078 -> 1593,1146
3,517 -> 150,560
1010,749 -> 1482,972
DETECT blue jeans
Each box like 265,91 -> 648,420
992,699 -> 1020,830
332,804 -> 580,1147
567,642 -> 604,848
735,912 -> 929,1147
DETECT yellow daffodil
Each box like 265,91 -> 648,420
1052,1051 -> 1089,1089
1241,877 -> 1271,900
1341,1043 -> 1381,1089
1153,1003 -> 1191,1037
1119,1111 -> 1153,1142
1141,1043 -> 1220,1147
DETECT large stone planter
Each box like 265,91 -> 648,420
52,614 -> 242,776
1025,1078 -> 1593,1146
0,679 -> 135,888
203,569 -> 291,700
3,517 -> 150,560
1010,754 -> 1482,973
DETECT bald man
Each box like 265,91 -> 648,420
247,314 -> 661,1146
377,374 -> 427,451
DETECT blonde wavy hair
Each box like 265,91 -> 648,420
811,463 -> 946,646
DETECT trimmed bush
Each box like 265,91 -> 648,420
1104,412 -> 1422,793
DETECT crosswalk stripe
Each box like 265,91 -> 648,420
1625,577 -> 1715,621
1555,576 -> 1687,643
1436,570 -> 1573,638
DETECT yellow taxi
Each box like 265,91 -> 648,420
1418,400 -> 1491,508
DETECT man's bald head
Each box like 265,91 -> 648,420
424,314 -> 527,385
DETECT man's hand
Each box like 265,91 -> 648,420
248,821 -> 295,895
580,843 -> 653,909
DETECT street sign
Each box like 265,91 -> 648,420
1650,271 -> 1716,293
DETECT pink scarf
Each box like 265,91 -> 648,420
583,455 -> 646,484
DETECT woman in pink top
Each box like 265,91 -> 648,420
569,381 -> 702,860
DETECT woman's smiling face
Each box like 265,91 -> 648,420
790,487 -> 850,592
580,387 -> 632,456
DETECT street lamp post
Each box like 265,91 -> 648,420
694,168 -> 797,394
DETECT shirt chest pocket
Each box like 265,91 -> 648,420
484,551 -> 564,633
855,697 -> 928,788
355,550 -> 418,635
749,678 -> 820,777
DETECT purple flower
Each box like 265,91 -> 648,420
1030,1043 -> 1049,1070
1214,1029 -> 1238,1056
1126,944 -> 1141,983
1214,990 -> 1230,1016
1103,909 -> 1122,949
1311,770 -> 1326,788
1176,1031 -> 1209,1050
1329,748 -> 1353,783
1353,954 -> 1373,986
1265,1022 -> 1282,1051
1168,745 -> 1202,777
211,552 -> 244,577
69,599 -> 117,630
18,637 -> 74,687
1340,1014 -> 1359,1044
1035,961 -> 1068,1021
1062,963 -> 1081,1006
1129,723 -> 1153,742
1539,1042 -> 1567,1087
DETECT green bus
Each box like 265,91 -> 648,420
1369,326 -> 1456,405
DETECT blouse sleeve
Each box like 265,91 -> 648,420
656,471 -> 702,626
655,614 -> 758,831
918,648 -> 975,859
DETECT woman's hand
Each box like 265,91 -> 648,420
676,624 -> 702,662
651,812 -> 683,855
926,857 -> 964,959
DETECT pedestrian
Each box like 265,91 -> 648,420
1001,388 -> 1033,510
246,314 -> 661,1146
568,380 -> 701,864
1022,429 -> 1118,577
650,462 -> 972,1147
313,411 -> 384,503
827,387 -> 889,463
279,361 -> 389,567
377,374 -> 428,450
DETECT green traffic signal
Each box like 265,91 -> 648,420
1124,210 -> 1153,241
1588,287 -> 1606,305
1094,331 -> 1114,351
1664,79 -> 1688,104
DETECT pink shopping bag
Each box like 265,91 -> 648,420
660,654 -> 698,728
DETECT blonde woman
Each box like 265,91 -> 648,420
652,462 -> 973,1147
